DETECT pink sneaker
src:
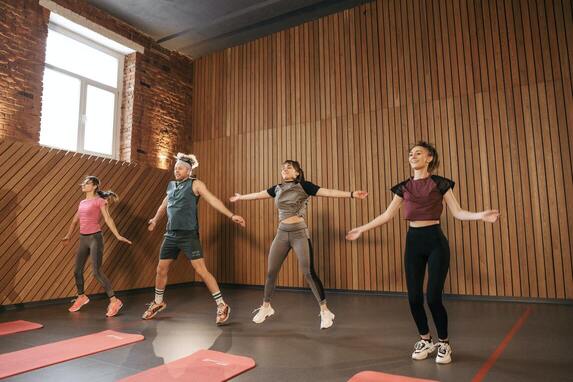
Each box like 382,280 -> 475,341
106,298 -> 123,317
216,303 -> 231,325
68,295 -> 90,312
142,301 -> 167,320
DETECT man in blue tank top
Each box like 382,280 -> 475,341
142,153 -> 246,325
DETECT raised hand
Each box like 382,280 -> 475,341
117,236 -> 132,245
353,190 -> 369,199
231,214 -> 246,227
229,193 -> 242,203
481,210 -> 500,223
346,227 -> 363,241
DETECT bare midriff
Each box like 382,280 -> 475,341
280,216 -> 305,225
409,220 -> 440,227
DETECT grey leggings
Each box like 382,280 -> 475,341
264,221 -> 326,304
74,232 -> 115,298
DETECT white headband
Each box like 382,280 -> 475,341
175,159 -> 193,171
175,160 -> 192,171
174,153 -> 199,177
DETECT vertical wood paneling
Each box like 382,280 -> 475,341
191,0 -> 573,299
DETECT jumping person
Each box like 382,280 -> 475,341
230,160 -> 368,329
346,141 -> 500,364
142,153 -> 246,325
62,176 -> 132,317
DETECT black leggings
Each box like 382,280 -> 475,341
405,224 -> 450,340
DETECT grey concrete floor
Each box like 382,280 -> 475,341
0,286 -> 571,381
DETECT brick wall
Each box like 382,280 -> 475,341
0,0 -> 49,143
128,50 -> 193,167
0,0 -> 193,168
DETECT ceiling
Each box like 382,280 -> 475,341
86,0 -> 372,58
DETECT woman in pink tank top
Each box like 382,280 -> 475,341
62,176 -> 132,317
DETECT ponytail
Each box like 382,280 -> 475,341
84,176 -> 119,204
97,190 -> 119,204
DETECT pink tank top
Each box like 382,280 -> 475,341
78,197 -> 107,234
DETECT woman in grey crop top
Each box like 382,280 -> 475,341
231,159 -> 367,329
346,141 -> 499,364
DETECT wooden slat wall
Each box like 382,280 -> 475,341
191,0 -> 573,299
0,139 -> 200,305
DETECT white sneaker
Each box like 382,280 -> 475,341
252,305 -> 275,323
435,342 -> 452,364
411,338 -> 437,360
320,310 -> 335,329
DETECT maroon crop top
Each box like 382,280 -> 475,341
390,175 -> 455,221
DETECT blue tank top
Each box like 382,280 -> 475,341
166,178 -> 199,231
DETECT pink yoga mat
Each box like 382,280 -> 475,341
0,320 -> 43,336
0,330 -> 144,379
349,371 -> 438,382
119,349 -> 256,382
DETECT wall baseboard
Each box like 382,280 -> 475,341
2,282 -> 571,312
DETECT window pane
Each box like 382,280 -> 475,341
84,85 -> 115,155
45,29 -> 118,88
39,68 -> 81,151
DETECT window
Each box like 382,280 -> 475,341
40,21 -> 124,158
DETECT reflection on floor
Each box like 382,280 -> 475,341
0,286 -> 571,381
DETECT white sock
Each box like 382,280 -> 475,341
212,291 -> 224,305
154,288 -> 165,304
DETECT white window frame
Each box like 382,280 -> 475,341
42,23 -> 124,159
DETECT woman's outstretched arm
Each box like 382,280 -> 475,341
443,190 -> 500,222
346,195 -> 403,240
62,212 -> 79,241
101,205 -> 132,244
230,190 -> 272,202
316,188 -> 368,199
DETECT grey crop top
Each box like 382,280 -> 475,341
266,181 -> 320,221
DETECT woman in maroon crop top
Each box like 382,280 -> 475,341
346,141 -> 499,364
